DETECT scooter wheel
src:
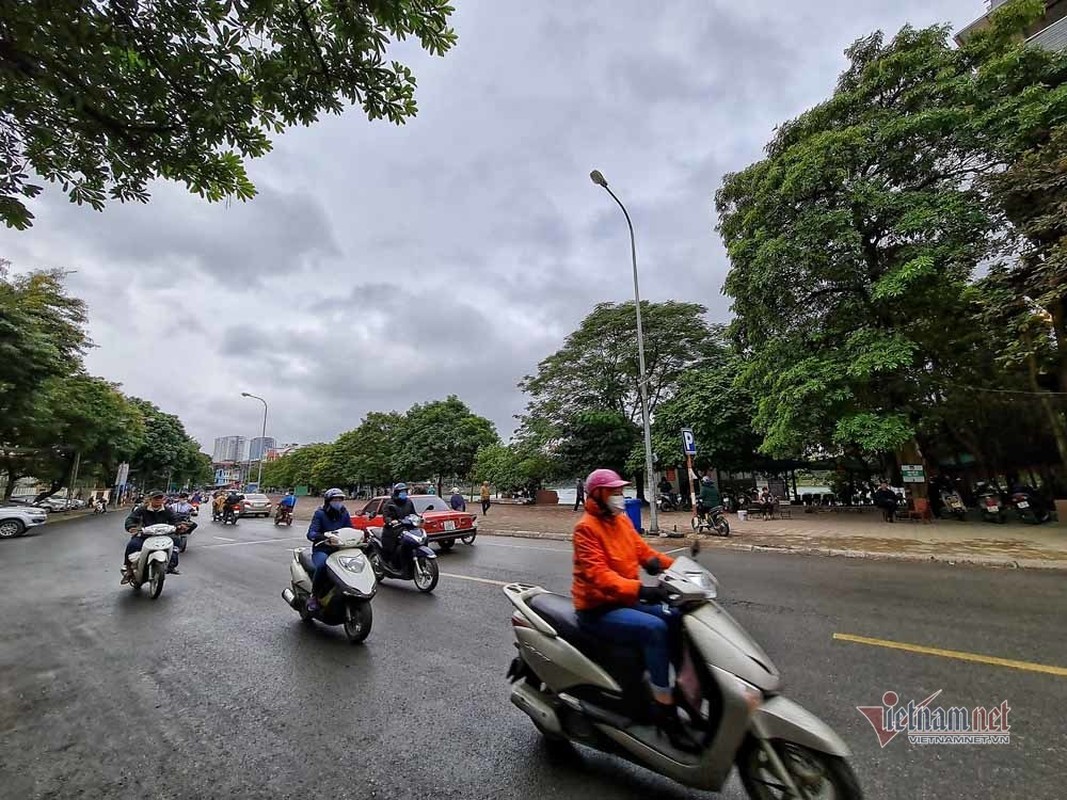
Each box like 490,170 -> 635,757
343,601 -> 373,644
413,557 -> 439,593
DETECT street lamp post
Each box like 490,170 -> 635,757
241,392 -> 268,489
589,169 -> 660,535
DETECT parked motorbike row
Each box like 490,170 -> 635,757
940,483 -> 1054,524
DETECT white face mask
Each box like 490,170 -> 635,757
608,494 -> 626,513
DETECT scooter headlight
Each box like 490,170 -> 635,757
338,554 -> 367,573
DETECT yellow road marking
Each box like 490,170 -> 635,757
833,633 -> 1067,677
441,571 -> 510,587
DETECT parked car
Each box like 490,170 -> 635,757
352,494 -> 477,551
239,493 -> 273,517
7,497 -> 49,512
0,505 -> 49,538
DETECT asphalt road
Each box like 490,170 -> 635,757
1,512 -> 1065,799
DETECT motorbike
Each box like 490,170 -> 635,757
975,483 -> 1006,524
691,502 -> 731,537
220,503 -> 240,525
1010,488 -> 1052,524
656,492 -> 679,513
282,528 -> 376,644
938,490 -> 967,521
93,498 -> 108,514
274,505 -> 294,526
171,512 -> 197,552
366,513 -> 440,593
124,524 -> 177,599
503,547 -> 862,798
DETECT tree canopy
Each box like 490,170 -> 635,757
518,301 -> 722,449
392,396 -> 498,493
716,4 -> 1067,473
0,0 -> 457,229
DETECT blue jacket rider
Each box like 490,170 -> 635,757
306,488 -> 352,611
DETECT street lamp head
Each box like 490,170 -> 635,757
240,392 -> 251,397
589,169 -> 608,188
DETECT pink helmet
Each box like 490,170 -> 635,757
585,468 -> 630,496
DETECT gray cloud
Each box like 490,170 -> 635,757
0,0 -> 982,450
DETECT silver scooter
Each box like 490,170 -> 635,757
282,528 -> 377,644
124,523 -> 177,599
503,549 -> 862,798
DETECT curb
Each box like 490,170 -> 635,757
477,528 -> 1067,571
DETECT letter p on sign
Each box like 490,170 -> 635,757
681,428 -> 697,456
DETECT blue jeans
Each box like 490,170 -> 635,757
124,536 -> 178,570
577,603 -> 678,692
311,549 -> 330,597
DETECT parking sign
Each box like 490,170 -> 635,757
681,428 -> 697,456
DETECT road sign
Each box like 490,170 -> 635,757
681,428 -> 697,456
114,462 -> 129,487
902,464 -> 926,483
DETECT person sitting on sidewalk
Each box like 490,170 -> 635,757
873,482 -> 899,522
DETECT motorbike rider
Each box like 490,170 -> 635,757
448,487 -> 466,512
223,489 -> 243,520
696,476 -> 721,520
277,489 -> 297,520
657,475 -> 677,509
305,488 -> 353,612
572,468 -> 698,752
381,482 -> 417,565
167,491 -> 199,536
122,489 -> 186,582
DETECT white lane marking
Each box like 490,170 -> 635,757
201,536 -> 305,549
664,547 -> 690,554
213,536 -> 236,542
478,540 -> 571,554
441,571 -> 510,587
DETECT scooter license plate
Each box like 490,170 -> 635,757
1017,501 -> 1030,509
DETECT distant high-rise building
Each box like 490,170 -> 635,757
212,435 -> 246,464
957,1 -> 1067,50
249,437 -> 277,462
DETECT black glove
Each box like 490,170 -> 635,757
638,584 -> 672,604
644,556 -> 663,576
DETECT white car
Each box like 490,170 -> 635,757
0,505 -> 49,538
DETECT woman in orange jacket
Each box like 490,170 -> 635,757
573,468 -> 696,751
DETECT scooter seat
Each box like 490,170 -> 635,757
529,592 -> 587,643
528,593 -> 647,686
297,548 -> 316,576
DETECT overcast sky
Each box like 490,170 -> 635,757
1,0 -> 982,452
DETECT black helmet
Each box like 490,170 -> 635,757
148,488 -> 165,499
392,482 -> 408,495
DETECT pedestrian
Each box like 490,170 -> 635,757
480,481 -> 491,516
449,486 -> 466,512
873,481 -> 899,523
573,477 -> 585,512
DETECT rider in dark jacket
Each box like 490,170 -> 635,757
122,489 -> 185,582
306,488 -> 353,610
381,482 -> 416,563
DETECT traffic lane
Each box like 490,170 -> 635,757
5,517 -> 1062,799
449,539 -> 1067,800
1,515 -> 745,799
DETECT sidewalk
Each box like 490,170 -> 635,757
470,503 -> 1067,570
